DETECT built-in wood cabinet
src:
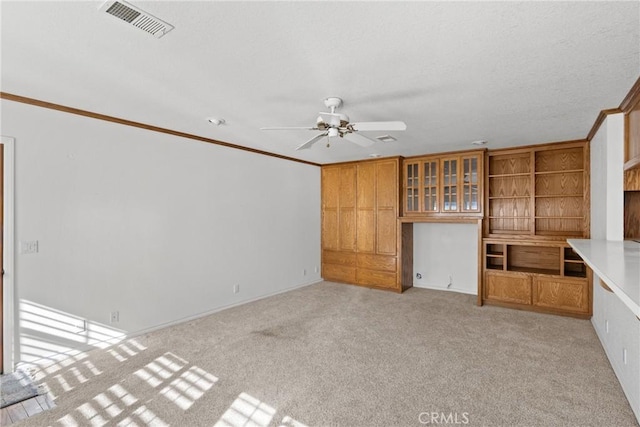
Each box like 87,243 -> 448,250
403,150 -> 484,217
483,240 -> 591,317
482,140 -> 592,318
322,157 -> 411,292
625,92 -> 640,170
486,141 -> 589,238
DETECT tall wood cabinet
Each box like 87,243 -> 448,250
482,141 -> 592,318
322,157 -> 411,292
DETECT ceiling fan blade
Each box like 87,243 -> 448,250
260,126 -> 319,131
343,132 -> 376,147
296,132 -> 328,151
351,121 -> 407,131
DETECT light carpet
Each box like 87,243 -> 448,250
13,282 -> 639,426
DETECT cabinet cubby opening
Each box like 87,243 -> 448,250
507,245 -> 560,274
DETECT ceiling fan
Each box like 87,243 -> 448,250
260,97 -> 407,150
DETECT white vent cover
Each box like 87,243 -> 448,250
100,0 -> 174,38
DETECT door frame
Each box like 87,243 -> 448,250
1,136 -> 15,373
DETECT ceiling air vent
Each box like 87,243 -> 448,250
100,0 -> 174,38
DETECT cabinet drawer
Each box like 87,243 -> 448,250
485,272 -> 532,305
323,263 -> 356,284
533,277 -> 590,314
357,268 -> 397,289
356,253 -> 397,272
323,250 -> 356,266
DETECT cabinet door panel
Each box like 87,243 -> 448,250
323,263 -> 357,284
441,158 -> 459,212
357,253 -> 397,272
376,208 -> 397,255
323,250 -> 356,266
376,160 -> 397,208
322,209 -> 339,250
357,162 -> 375,209
533,277 -> 589,314
357,209 -> 375,253
485,272 -> 532,304
339,209 -> 356,251
357,268 -> 397,289
339,166 -> 357,208
322,168 -> 340,209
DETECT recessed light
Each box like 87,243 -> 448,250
376,135 -> 397,143
207,118 -> 225,126
369,153 -> 382,158
471,140 -> 488,146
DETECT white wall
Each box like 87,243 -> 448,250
412,223 -> 478,295
1,100 -> 321,366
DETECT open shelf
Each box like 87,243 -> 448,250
484,240 -> 588,279
487,143 -> 587,239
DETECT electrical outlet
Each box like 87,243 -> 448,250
110,311 -> 119,323
20,240 -> 39,254
623,348 -> 627,365
605,320 -> 609,333
314,266 -> 319,273
233,284 -> 240,294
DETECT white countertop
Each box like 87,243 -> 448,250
567,239 -> 640,318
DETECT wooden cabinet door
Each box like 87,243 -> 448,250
422,159 -> 439,213
484,271 -> 532,304
460,153 -> 481,213
533,277 -> 590,314
338,166 -> 357,252
357,162 -> 376,253
441,157 -> 460,212
321,167 -> 340,250
404,161 -> 421,214
376,160 -> 398,256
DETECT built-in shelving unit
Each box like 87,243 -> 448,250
486,142 -> 588,238
482,140 -> 591,318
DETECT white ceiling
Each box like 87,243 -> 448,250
1,1 -> 639,165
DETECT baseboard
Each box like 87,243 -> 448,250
17,279 -> 323,370
412,283 -> 478,296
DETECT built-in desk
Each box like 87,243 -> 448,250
567,239 -> 640,318
568,238 -> 640,424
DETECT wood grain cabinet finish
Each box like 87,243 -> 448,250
625,96 -> 640,170
533,277 -> 590,314
322,158 -> 408,292
486,141 -> 589,239
402,150 -> 484,217
484,271 -> 532,305
482,239 -> 592,318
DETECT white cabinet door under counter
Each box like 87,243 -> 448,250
567,239 -> 640,424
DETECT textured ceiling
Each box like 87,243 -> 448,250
1,1 -> 639,164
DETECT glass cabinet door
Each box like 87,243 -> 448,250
442,158 -> 458,211
405,162 -> 420,213
462,155 -> 479,212
423,161 -> 438,212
